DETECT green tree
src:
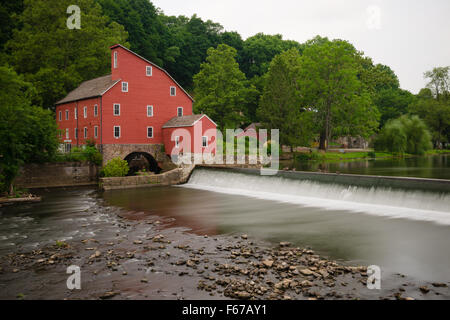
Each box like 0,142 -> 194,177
424,66 -> 450,101
6,0 -> 128,109
96,0 -> 166,66
0,66 -> 58,194
193,44 -> 251,129
240,33 -> 303,79
375,115 -> 432,155
257,48 -> 314,150
297,37 -> 377,150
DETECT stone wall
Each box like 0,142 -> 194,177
100,168 -> 183,191
101,144 -> 166,165
15,162 -> 99,189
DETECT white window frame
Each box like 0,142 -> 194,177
202,136 -> 208,148
147,126 -> 153,138
122,82 -> 128,92
66,128 -> 69,139
177,107 -> 183,117
114,51 -> 118,68
175,136 -> 180,148
113,103 -> 120,116
94,126 -> 98,138
83,106 -> 87,118
170,86 -> 176,96
84,127 -> 87,139
58,111 -> 62,121
65,110 -> 69,120
147,105 -> 153,117
146,66 -> 152,76
94,104 -> 98,117
74,128 -> 78,139
74,107 -> 77,120
114,126 -> 121,139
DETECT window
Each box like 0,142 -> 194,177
74,107 -> 77,120
170,86 -> 176,96
66,128 -> 69,139
65,143 -> 72,153
113,103 -> 120,116
114,51 -> 118,68
59,111 -> 62,121
147,127 -> 153,138
175,136 -> 180,148
94,126 -> 98,138
84,127 -> 88,139
177,107 -> 183,117
94,104 -> 98,117
65,110 -> 69,120
202,136 -> 208,148
114,126 -> 120,139
83,106 -> 87,118
147,105 -> 153,117
146,66 -> 152,76
122,82 -> 128,92
74,128 -> 78,139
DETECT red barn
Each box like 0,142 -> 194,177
55,44 -> 217,172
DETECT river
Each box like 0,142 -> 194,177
282,154 -> 450,180
1,164 -> 449,292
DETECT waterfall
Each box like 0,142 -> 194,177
183,168 -> 450,225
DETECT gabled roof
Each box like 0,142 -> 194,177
56,75 -> 120,105
163,114 -> 217,129
110,44 -> 194,102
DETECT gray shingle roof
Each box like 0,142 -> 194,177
56,75 -> 120,105
163,114 -> 205,128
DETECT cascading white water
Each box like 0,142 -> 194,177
183,168 -> 450,225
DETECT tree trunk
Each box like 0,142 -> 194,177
319,132 -> 327,150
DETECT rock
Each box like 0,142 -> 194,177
300,269 -> 314,276
241,234 -> 248,240
300,280 -> 313,287
419,286 -> 430,294
404,297 -> 415,301
432,283 -> 447,288
133,240 -> 143,244
236,291 -> 251,299
141,278 -> 149,283
12,268 -> 19,273
262,260 -> 274,268
279,242 -> 291,247
175,260 -> 186,266
186,260 -> 195,267
100,291 -> 119,299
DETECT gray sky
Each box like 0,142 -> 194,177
152,0 -> 450,94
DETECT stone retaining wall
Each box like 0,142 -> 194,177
15,162 -> 99,189
100,168 -> 183,191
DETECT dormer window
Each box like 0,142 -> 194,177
170,86 -> 176,96
146,66 -> 152,76
122,82 -> 128,92
114,51 -> 118,68
177,107 -> 183,117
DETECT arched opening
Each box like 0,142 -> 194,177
124,152 -> 161,176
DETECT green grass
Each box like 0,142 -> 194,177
425,149 -> 450,155
294,151 -> 410,162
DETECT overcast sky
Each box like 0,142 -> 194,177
152,0 -> 450,94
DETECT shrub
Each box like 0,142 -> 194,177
102,158 -> 129,177
84,146 -> 103,165
374,115 -> 432,155
367,151 -> 376,158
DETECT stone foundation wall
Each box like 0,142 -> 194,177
101,144 -> 166,165
15,162 -> 99,189
100,168 -> 183,191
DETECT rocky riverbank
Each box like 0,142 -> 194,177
0,200 -> 448,300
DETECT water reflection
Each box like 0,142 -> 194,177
282,155 -> 450,179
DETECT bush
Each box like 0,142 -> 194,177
374,115 -> 432,155
102,158 -> 129,177
367,151 -> 376,158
